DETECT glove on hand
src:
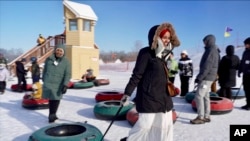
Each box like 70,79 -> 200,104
61,85 -> 68,94
238,72 -> 241,78
170,70 -> 178,74
120,95 -> 130,106
194,79 -> 200,84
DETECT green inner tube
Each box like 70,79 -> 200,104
73,82 -> 94,89
94,100 -> 134,120
28,122 -> 102,141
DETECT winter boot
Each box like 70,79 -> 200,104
17,84 -> 23,92
48,100 -> 60,123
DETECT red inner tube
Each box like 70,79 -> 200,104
67,81 -> 75,88
191,96 -> 233,113
11,84 -> 33,91
95,91 -> 124,102
22,94 -> 49,106
95,79 -> 110,85
126,107 -> 177,126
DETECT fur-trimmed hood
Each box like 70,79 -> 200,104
148,22 -> 180,49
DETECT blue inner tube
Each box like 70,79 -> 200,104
217,88 -> 245,99
231,87 -> 245,99
28,122 -> 102,141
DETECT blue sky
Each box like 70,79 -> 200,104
0,0 -> 250,55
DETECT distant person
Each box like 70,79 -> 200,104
15,58 -> 27,92
0,63 -> 9,94
218,45 -> 240,99
42,44 -> 71,123
166,52 -> 178,83
30,57 -> 40,83
0,53 -> 8,68
37,34 -> 46,46
190,34 -> 220,124
120,22 -> 180,141
238,37 -> 250,110
178,50 -> 193,97
26,82 -> 43,99
81,68 -> 95,82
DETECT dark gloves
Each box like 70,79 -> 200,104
170,70 -> 178,74
61,85 -> 68,94
194,79 -> 200,84
238,72 -> 241,78
120,95 -> 130,106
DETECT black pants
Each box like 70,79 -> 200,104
17,74 -> 27,90
219,87 -> 232,99
49,100 -> 60,117
169,77 -> 175,84
243,74 -> 250,106
180,75 -> 190,96
0,81 -> 6,92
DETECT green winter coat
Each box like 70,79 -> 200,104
167,58 -> 178,78
42,45 -> 71,100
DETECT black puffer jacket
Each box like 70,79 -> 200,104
15,61 -> 26,77
218,45 -> 240,87
239,48 -> 250,75
124,23 -> 179,113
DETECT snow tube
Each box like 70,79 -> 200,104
185,91 -> 219,103
67,81 -> 75,89
126,107 -> 177,126
231,87 -> 245,99
11,84 -> 33,91
93,79 -> 110,86
172,87 -> 180,97
191,96 -> 233,115
28,122 -> 102,141
94,100 -> 134,120
73,82 -> 94,89
95,91 -> 124,102
22,94 -> 49,110
217,88 -> 245,99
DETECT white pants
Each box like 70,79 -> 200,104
127,110 -> 173,141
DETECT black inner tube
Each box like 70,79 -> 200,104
210,96 -> 222,101
104,101 -> 121,106
45,125 -> 86,136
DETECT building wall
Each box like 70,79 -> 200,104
64,7 -> 95,47
63,5 -> 99,79
66,45 -> 99,79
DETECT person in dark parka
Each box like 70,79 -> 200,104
15,58 -> 27,92
218,45 -> 240,99
191,34 -> 220,124
120,22 -> 180,141
42,44 -> 71,123
30,57 -> 41,83
238,37 -> 250,110
178,50 -> 193,97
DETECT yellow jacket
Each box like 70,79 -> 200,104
32,82 -> 42,99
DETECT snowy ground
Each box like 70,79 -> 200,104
0,62 -> 250,141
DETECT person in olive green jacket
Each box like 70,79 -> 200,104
166,52 -> 179,83
42,44 -> 71,123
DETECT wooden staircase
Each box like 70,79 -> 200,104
8,34 -> 65,76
